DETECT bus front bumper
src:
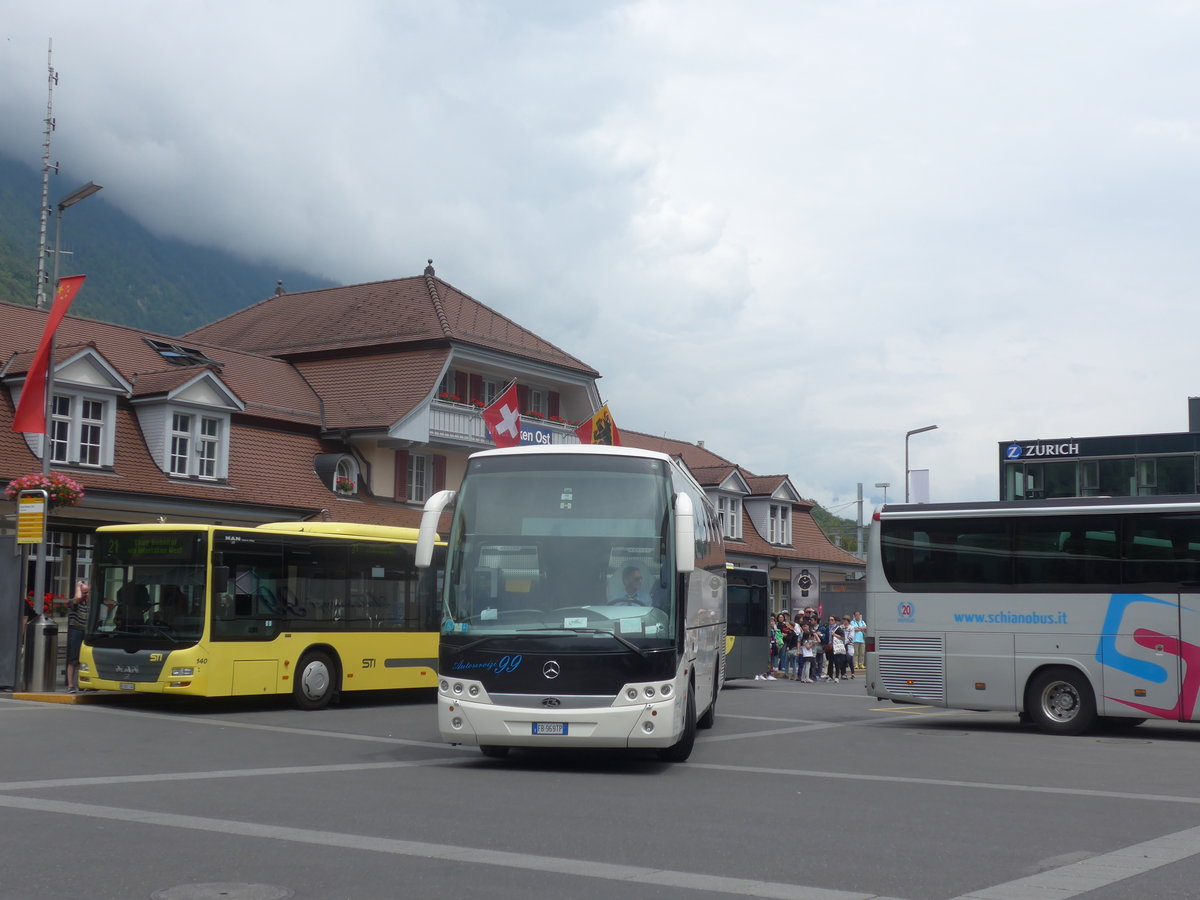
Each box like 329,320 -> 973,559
437,675 -> 687,749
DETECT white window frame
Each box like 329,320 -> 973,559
335,457 -> 358,496
44,391 -> 113,468
166,407 -> 229,481
407,453 -> 430,503
768,504 -> 791,545
717,495 -> 742,540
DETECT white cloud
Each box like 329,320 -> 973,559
3,0 -> 1200,508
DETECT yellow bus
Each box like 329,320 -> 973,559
79,521 -> 444,709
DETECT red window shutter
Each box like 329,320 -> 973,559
516,385 -> 529,412
394,450 -> 409,501
469,374 -> 484,404
454,372 -> 468,400
433,454 -> 447,493
548,391 -> 560,418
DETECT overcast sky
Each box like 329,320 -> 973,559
4,1 -> 1200,513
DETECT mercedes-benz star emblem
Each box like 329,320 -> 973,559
543,660 -> 561,679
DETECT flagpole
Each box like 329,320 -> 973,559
21,181 -> 101,692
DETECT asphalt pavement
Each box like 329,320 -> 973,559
4,674 -> 1200,899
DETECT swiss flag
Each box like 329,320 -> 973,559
482,382 -> 522,448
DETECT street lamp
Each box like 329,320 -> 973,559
874,482 -> 890,505
23,180 -> 102,692
905,425 -> 938,503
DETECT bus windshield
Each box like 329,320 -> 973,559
444,453 -> 676,645
89,530 -> 208,647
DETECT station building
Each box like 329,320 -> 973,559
1,263 -> 857,687
999,398 -> 1200,500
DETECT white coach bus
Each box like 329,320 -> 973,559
865,495 -> 1200,735
416,445 -> 726,760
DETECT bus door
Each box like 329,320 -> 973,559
1095,592 -> 1183,722
1177,593 -> 1200,722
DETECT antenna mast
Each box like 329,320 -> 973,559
35,39 -> 58,309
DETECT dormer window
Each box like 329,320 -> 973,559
169,412 -> 224,479
130,368 -> 242,482
48,394 -> 112,468
769,504 -> 791,545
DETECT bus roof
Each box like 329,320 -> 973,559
468,444 -> 674,464
878,494 -> 1200,520
95,521 -> 431,542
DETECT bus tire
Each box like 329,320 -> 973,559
657,687 -> 696,762
479,745 -> 510,759
697,671 -> 718,730
294,650 -> 338,710
1027,667 -> 1096,736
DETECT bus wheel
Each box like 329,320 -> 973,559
657,688 -> 696,762
697,671 -> 718,730
1028,667 -> 1096,736
479,745 -> 509,759
294,650 -> 337,710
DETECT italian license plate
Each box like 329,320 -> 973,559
532,722 -> 567,735
119,682 -> 136,691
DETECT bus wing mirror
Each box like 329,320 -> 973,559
416,489 -> 457,568
675,492 -> 695,574
212,565 -> 229,595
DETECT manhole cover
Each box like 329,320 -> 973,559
152,884 -> 293,900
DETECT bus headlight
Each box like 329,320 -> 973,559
660,684 -> 672,697
171,667 -> 195,677
79,662 -> 89,673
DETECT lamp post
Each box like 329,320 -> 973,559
905,425 -> 938,503
23,180 -> 102,693
874,482 -> 890,505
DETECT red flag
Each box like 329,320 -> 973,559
574,405 -> 621,446
12,275 -> 87,434
482,382 -> 522,448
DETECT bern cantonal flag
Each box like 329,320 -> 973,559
482,382 -> 522,448
12,275 -> 87,435
574,404 -> 621,446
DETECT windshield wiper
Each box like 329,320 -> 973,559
519,626 -> 648,658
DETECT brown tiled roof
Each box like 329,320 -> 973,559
130,367 -> 235,400
619,429 -> 738,470
292,348 -> 449,429
725,507 -> 864,568
621,426 -> 859,569
184,273 -> 599,376
0,302 -> 321,427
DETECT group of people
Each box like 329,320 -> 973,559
762,609 -> 866,683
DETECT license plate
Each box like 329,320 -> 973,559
119,682 -> 136,691
532,722 -> 567,735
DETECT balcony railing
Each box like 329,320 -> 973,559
428,399 -> 580,447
